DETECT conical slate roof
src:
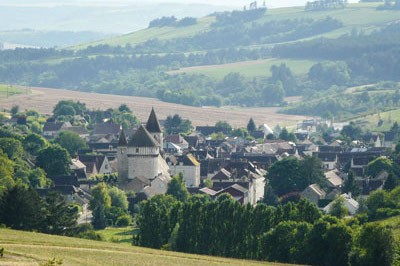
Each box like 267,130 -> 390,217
118,129 -> 128,146
146,108 -> 162,133
128,125 -> 158,147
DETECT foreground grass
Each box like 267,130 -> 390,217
0,229 -> 289,266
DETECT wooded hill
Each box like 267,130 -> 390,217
0,3 -> 399,123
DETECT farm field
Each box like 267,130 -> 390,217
96,227 -> 136,245
0,228 -> 289,266
0,86 -> 310,128
0,84 -> 29,100
169,58 -> 317,79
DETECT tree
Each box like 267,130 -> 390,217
0,153 -> 15,194
0,137 -> 24,160
43,191 -> 79,234
23,133 -> 47,156
383,174 -> 397,191
164,114 -> 192,134
108,186 -> 129,210
349,223 -> 399,266
366,156 -> 393,177
215,121 -> 232,134
343,171 -> 361,196
329,197 -> 348,218
36,144 -> 71,176
341,122 -> 362,140
53,100 -> 86,117
167,173 -> 190,202
118,104 -> 131,113
279,127 -> 296,142
1,184 -> 45,231
90,183 -> 112,229
10,105 -> 19,116
54,131 -> 88,156
247,118 -> 256,133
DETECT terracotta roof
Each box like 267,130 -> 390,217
146,108 -> 162,133
128,125 -> 158,147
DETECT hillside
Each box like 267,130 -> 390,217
0,2 -> 399,123
0,228 -> 287,266
76,3 -> 399,51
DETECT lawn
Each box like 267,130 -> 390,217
169,58 -> 317,79
0,228 -> 289,266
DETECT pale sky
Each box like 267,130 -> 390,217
1,0 -> 358,8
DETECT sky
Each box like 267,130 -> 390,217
1,0 -> 358,8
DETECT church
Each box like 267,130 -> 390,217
117,108 -> 171,197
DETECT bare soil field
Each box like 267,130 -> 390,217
0,87 -> 310,127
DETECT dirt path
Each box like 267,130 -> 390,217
0,87 -> 310,127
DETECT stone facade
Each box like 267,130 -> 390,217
117,109 -> 171,196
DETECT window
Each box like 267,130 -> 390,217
136,148 -> 139,153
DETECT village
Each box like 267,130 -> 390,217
5,101 -> 395,219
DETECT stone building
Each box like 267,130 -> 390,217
117,108 -> 171,197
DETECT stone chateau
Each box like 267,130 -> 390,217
117,108 -> 171,197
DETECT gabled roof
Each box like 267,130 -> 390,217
212,168 -> 232,180
128,125 -> 158,147
146,108 -> 162,133
43,122 -> 69,132
118,129 -> 128,146
93,123 -> 121,135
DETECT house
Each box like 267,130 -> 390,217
325,170 -> 343,189
316,152 -> 338,170
78,154 -> 112,175
42,121 -> 71,138
362,133 -> 381,147
260,124 -> 274,135
323,193 -> 359,215
383,132 -> 396,148
301,184 -> 326,205
62,126 -> 89,139
168,153 -> 201,188
70,158 -> 87,179
92,123 -> 121,137
165,134 -> 189,149
216,184 -> 249,204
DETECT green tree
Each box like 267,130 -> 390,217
10,105 -> 19,116
1,184 -> 45,231
44,191 -> 79,234
247,118 -> 256,133
36,144 -> 71,175
215,120 -> 232,134
0,138 -> 24,160
0,153 -> 15,194
90,183 -> 112,229
343,171 -> 361,196
108,186 -> 129,210
349,223 -> 399,266
167,173 -> 190,202
383,174 -> 397,191
23,133 -> 48,156
53,100 -> 86,117
366,156 -> 393,178
341,122 -> 362,140
164,114 -> 192,134
329,197 -> 348,218
54,131 -> 88,156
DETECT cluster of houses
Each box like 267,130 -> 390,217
30,110 -> 398,215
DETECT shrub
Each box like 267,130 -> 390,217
115,214 -> 132,227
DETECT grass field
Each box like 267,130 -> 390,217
169,58 -> 317,79
0,84 -> 29,100
74,3 -> 400,51
96,227 -> 136,245
0,228 -> 289,266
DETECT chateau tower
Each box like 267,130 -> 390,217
146,107 -> 163,148
117,109 -> 171,196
